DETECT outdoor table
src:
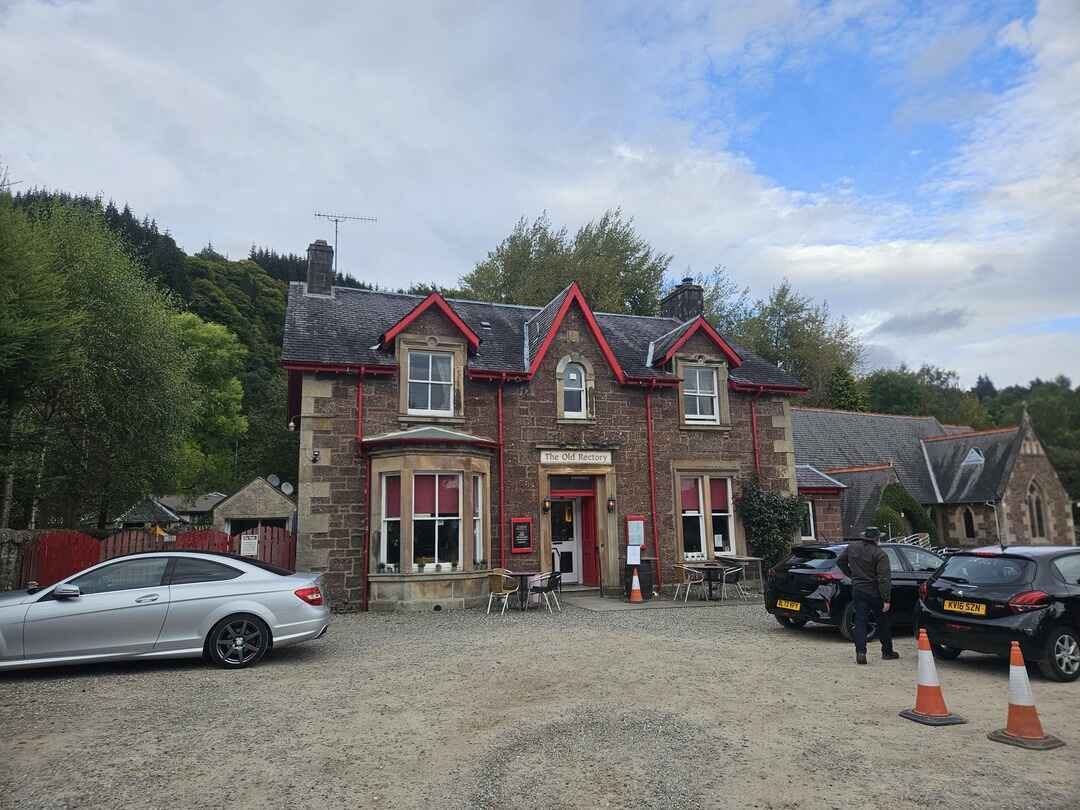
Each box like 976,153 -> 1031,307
512,570 -> 542,610
683,563 -> 727,600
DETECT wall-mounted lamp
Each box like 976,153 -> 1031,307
311,449 -> 320,464
542,498 -> 552,513
606,496 -> 616,513
287,416 -> 299,432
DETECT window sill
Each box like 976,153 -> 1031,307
680,422 -> 732,432
557,417 -> 596,425
398,414 -> 466,426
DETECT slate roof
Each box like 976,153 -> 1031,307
791,408 -> 947,503
157,492 -> 227,515
283,284 -> 803,388
647,318 -> 697,366
827,466 -> 900,538
525,285 -> 573,367
922,428 -> 1022,504
795,464 -> 847,490
114,497 -> 183,526
362,426 -> 496,445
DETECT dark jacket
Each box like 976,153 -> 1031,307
838,540 -> 891,601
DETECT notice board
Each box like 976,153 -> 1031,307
625,514 -> 646,547
510,517 -> 533,554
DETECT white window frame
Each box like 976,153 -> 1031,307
412,472 -> 462,571
472,474 -> 484,567
683,366 -> 719,424
799,500 -> 815,542
562,362 -> 587,419
380,474 -> 401,571
680,476 -> 706,561
407,350 -> 454,416
710,477 -> 735,555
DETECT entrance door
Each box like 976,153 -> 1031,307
550,498 -> 582,584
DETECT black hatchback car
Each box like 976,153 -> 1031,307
765,542 -> 945,639
917,546 -> 1080,682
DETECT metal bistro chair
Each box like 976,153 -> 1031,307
720,563 -> 756,600
529,571 -> 562,614
673,564 -> 707,602
486,569 -> 519,616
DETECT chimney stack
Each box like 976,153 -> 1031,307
660,276 -> 704,321
306,239 -> 334,296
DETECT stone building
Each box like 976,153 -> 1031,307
212,477 -> 296,535
792,407 -> 1075,546
282,240 -> 806,610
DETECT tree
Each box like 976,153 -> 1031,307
736,280 -> 862,406
974,374 -> 997,402
668,266 -> 751,336
826,366 -> 868,411
459,209 -> 671,315
864,365 -> 991,427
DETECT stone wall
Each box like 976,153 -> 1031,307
1000,428 -> 1075,545
804,492 -> 843,541
0,530 -> 34,591
212,477 -> 296,531
295,303 -> 800,608
937,503 -> 999,547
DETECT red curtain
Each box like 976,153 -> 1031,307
680,477 -> 699,512
438,475 -> 460,516
414,474 -> 436,516
710,478 -> 728,512
385,475 -> 401,518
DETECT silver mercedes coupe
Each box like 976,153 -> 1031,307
0,551 -> 330,671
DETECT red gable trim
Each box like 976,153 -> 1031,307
799,486 -> 844,495
656,316 -> 742,368
729,381 -> 809,395
381,292 -> 480,351
922,426 -> 1018,443
527,283 -> 626,383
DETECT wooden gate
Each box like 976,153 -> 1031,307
19,531 -> 101,588
229,526 -> 296,570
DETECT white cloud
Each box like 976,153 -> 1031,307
1,0 -> 1077,388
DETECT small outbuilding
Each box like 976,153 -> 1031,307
212,477 -> 297,536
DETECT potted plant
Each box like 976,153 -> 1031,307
434,562 -> 443,573
450,561 -> 458,572
376,562 -> 386,573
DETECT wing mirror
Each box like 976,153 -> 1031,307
53,583 -> 81,600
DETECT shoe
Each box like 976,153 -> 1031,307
882,651 -> 900,660
856,653 -> 867,665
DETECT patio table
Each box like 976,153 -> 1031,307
512,570 -> 542,610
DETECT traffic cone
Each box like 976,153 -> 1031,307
629,567 -> 644,603
899,630 -> 967,726
987,641 -> 1065,750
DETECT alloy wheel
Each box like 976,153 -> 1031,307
1054,632 -> 1080,677
215,619 -> 263,666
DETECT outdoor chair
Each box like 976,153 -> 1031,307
486,569 -> 519,616
672,564 -> 706,602
529,571 -> 562,614
720,564 -> 756,600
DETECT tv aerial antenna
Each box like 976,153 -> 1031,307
314,211 -> 377,274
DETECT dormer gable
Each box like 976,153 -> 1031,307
647,316 -> 742,369
524,283 -> 627,383
381,292 -> 480,352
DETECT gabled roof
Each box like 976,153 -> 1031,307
921,427 -> 1022,504
214,477 -> 296,517
795,464 -> 847,490
647,316 -> 742,368
282,283 -> 803,389
524,283 -> 626,382
114,497 -> 184,526
382,292 -> 480,351
792,408 -> 946,503
157,492 -> 228,514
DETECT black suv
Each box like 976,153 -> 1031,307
917,546 -> 1080,682
766,543 -> 945,639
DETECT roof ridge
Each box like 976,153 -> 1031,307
824,463 -> 895,474
922,425 -> 1019,443
793,406 -> 943,423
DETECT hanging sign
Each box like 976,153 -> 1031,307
240,533 -> 259,557
540,449 -> 612,466
510,517 -> 532,554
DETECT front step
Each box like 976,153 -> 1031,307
560,585 -> 600,595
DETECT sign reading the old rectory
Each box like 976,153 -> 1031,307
539,449 -> 612,466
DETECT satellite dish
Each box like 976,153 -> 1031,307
280,482 -> 294,496
267,474 -> 281,488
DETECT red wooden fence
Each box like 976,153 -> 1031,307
16,526 -> 296,588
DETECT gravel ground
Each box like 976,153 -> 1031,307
2,602 -> 1078,809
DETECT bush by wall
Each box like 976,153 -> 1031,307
738,476 -> 805,570
878,483 -> 934,539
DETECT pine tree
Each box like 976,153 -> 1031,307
827,366 -> 868,412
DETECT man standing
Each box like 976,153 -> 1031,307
838,527 -> 899,665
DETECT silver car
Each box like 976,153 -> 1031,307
0,551 -> 330,671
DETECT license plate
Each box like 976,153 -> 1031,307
776,598 -> 801,611
943,599 -> 986,616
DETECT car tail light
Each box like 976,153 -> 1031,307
919,582 -> 928,601
814,570 -> 845,582
295,586 -> 324,606
1008,590 -> 1049,614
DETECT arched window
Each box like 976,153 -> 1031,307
963,507 -> 976,539
562,362 -> 586,419
1027,481 -> 1046,539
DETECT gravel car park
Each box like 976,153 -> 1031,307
2,604 -> 1078,809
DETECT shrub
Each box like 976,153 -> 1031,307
879,483 -> 934,539
738,475 -> 804,570
872,505 -> 907,538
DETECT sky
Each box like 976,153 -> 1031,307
2,0 -> 1078,388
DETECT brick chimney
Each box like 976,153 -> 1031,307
306,239 -> 334,296
660,276 -> 704,321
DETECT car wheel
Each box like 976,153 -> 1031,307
932,642 -> 962,660
207,614 -> 271,669
1038,626 -> 1080,682
840,602 -> 877,642
774,615 -> 807,629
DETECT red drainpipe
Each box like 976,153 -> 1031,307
750,384 -> 765,474
497,374 -> 507,569
645,382 -> 662,590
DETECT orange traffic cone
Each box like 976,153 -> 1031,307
987,641 -> 1065,750
899,630 -> 967,726
628,567 -> 644,603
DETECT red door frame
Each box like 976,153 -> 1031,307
550,478 -> 600,586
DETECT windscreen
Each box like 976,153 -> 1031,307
939,555 -> 1035,586
779,547 -> 838,570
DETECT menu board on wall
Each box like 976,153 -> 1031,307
511,517 -> 532,554
625,514 -> 646,547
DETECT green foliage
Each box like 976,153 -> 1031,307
737,476 -> 805,570
827,365 -> 868,411
872,505 -> 906,538
735,280 -> 862,407
879,483 -> 933,538
459,209 -> 670,315
671,266 -> 751,336
864,364 -> 991,428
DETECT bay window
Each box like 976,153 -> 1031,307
381,474 -> 401,569
407,350 -> 454,416
472,474 -> 485,566
413,473 -> 461,570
